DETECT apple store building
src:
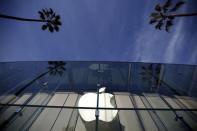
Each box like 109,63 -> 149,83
0,61 -> 196,131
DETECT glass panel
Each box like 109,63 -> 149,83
114,92 -> 143,131
132,94 -> 159,131
51,93 -> 79,131
163,64 -> 196,96
0,61 -> 196,131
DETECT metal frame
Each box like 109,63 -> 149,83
0,103 -> 197,111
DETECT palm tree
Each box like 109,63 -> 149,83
0,61 -> 66,129
149,0 -> 197,32
0,61 -> 66,107
139,64 -> 187,95
139,64 -> 161,91
14,61 -> 66,96
0,8 -> 62,32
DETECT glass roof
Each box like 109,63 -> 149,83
0,61 -> 197,131
0,61 -> 196,96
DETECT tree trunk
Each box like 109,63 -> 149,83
0,65 -> 62,107
147,71 -> 186,96
0,14 -> 48,22
14,70 -> 50,96
15,65 -> 63,95
168,12 -> 197,17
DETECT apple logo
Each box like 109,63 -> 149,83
78,87 -> 118,122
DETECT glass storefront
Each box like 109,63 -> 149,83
0,61 -> 196,131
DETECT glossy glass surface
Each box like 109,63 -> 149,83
0,61 -> 196,131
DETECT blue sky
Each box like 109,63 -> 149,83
0,0 -> 197,65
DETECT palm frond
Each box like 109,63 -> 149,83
170,1 -> 185,12
149,19 -> 157,24
38,11 -> 45,20
150,12 -> 160,17
163,0 -> 172,8
155,20 -> 163,30
47,61 -> 66,76
163,0 -> 172,12
155,64 -> 161,75
155,4 -> 162,12
42,25 -> 47,30
165,20 -> 173,32
38,8 -> 62,32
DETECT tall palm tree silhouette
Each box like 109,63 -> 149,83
139,64 -> 161,90
0,61 -> 66,107
0,8 -> 62,32
139,64 -> 186,95
149,0 -> 197,32
14,61 -> 66,96
0,61 -> 66,129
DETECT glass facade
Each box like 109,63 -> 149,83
0,61 -> 196,131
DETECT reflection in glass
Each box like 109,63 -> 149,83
0,61 -> 196,131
